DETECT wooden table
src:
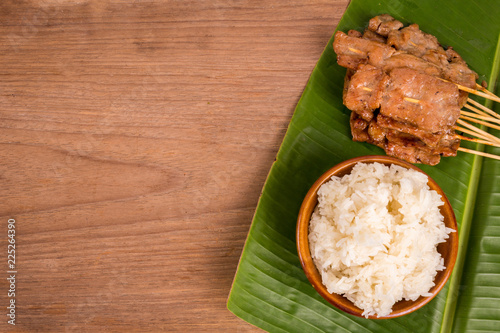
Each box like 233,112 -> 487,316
0,1 -> 348,331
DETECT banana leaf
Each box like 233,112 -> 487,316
227,0 -> 500,331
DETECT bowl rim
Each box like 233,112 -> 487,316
296,155 -> 459,319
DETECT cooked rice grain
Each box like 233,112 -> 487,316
308,162 -> 453,317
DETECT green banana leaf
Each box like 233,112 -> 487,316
227,0 -> 500,331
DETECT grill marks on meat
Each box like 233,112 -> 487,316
333,15 -> 478,165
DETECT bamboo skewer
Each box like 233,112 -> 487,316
455,134 -> 500,149
476,83 -> 498,98
454,125 -> 498,144
467,98 -> 500,120
456,119 -> 500,145
437,78 -> 500,103
457,86 -> 500,160
463,102 -> 492,119
456,109 -> 500,161
459,110 -> 500,124
458,147 -> 500,161
459,115 -> 500,131
456,84 -> 500,103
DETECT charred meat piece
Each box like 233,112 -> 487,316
385,132 -> 441,166
377,115 -> 442,148
349,112 -> 387,149
446,47 -> 466,64
436,133 -> 461,157
382,52 -> 442,76
333,31 -> 395,70
350,112 -> 370,142
386,129 -> 458,163
367,119 -> 387,147
421,49 -> 449,67
387,24 -> 445,58
362,29 -> 387,43
344,64 -> 388,121
348,29 -> 363,38
380,68 -> 460,133
343,69 -> 355,102
368,14 -> 404,37
382,121 -> 459,156
445,48 -> 477,106
443,62 -> 478,89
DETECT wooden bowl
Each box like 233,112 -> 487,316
296,155 -> 458,319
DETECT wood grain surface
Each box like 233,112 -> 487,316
0,0 -> 348,331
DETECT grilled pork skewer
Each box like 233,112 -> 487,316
333,14 -> 499,165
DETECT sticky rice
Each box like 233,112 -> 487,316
308,162 -> 453,317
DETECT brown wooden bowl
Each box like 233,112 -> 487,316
296,155 -> 458,319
